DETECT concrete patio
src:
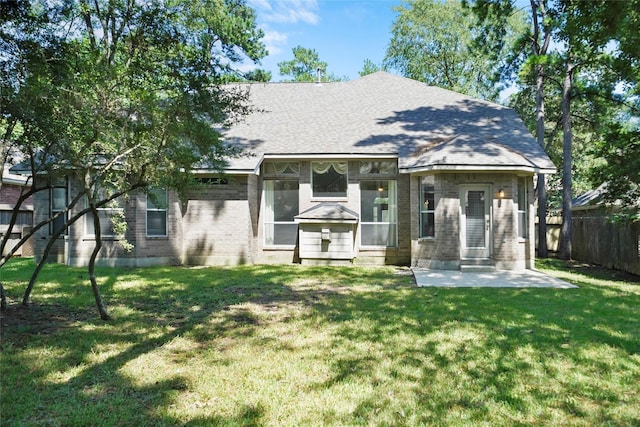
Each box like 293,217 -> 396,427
412,268 -> 578,288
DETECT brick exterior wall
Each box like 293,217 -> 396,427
182,176 -> 253,265
0,182 -> 33,208
1,182 -> 34,256
32,165 -> 535,270
411,172 -> 534,270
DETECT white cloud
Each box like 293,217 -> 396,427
262,29 -> 288,56
249,0 -> 319,25
247,0 -> 272,12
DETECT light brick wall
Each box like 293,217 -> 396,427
32,168 -> 535,269
411,172 -> 535,270
182,176 -> 253,265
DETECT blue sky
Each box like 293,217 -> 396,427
246,0 -> 399,81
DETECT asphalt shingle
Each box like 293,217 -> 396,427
223,72 -> 556,174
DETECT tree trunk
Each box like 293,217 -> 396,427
22,226 -> 65,305
88,206 -> 110,320
536,173 -> 548,257
530,0 -> 551,259
559,56 -> 574,260
535,64 -> 549,258
1,283 -> 6,311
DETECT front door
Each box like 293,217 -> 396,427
460,185 -> 491,259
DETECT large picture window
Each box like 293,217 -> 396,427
360,181 -> 397,247
312,161 -> 347,198
420,179 -> 435,238
147,187 -> 168,237
264,180 -> 299,246
50,178 -> 67,236
517,177 -> 528,239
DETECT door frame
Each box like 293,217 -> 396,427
459,184 -> 492,260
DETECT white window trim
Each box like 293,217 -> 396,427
310,161 -> 348,200
50,179 -> 68,236
420,180 -> 435,239
360,180 -> 398,248
517,178 -> 528,240
146,188 -> 168,238
263,180 -> 299,248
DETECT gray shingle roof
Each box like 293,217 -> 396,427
223,72 -> 556,174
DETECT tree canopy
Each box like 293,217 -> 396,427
467,0 -> 640,258
0,0 -> 267,318
277,45 -> 343,82
384,0 -> 527,101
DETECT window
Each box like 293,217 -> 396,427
50,178 -> 67,235
1,210 -> 32,239
147,188 -> 168,237
0,210 -> 33,226
312,161 -> 347,198
195,177 -> 228,185
85,187 -> 124,237
517,177 -> 528,239
360,181 -> 397,247
359,161 -> 397,175
264,162 -> 300,176
264,180 -> 299,246
420,179 -> 435,238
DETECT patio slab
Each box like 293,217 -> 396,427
412,268 -> 578,288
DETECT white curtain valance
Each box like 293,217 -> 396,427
359,161 -> 397,175
312,161 -> 348,175
265,162 -> 299,175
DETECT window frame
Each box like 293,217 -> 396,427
311,161 -> 348,199
517,177 -> 528,239
359,180 -> 398,248
263,179 -> 300,248
263,161 -> 300,177
50,178 -> 68,236
146,187 -> 168,238
420,178 -> 435,239
359,160 -> 398,175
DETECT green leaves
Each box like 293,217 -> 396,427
384,0 -> 524,101
589,123 -> 640,209
3,0 -> 266,191
277,46 -> 343,83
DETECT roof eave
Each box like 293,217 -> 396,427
400,164 -> 557,175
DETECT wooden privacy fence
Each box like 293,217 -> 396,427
536,209 -> 640,276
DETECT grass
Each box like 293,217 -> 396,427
1,258 -> 639,426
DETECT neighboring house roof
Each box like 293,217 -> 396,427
1,172 -> 30,186
573,183 -> 607,209
223,72 -> 556,174
573,183 -> 639,211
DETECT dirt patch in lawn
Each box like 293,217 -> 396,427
0,299 -> 94,347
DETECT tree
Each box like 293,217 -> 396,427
358,59 -> 383,77
469,0 -> 640,259
244,69 -> 272,82
1,0 -> 267,319
277,46 -> 343,82
580,0 -> 640,211
385,0 -> 525,101
590,124 -> 640,212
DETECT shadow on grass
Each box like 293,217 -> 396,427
1,258 -> 639,425
308,261 -> 640,424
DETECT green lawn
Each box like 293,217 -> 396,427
1,258 -> 639,426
